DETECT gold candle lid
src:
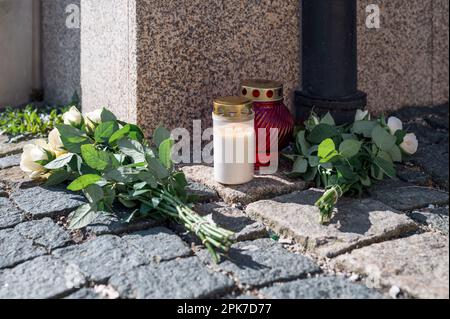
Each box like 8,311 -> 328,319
241,79 -> 284,102
213,96 -> 254,122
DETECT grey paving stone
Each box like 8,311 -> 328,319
109,257 -> 234,299
86,212 -> 162,236
246,189 -> 418,258
15,218 -> 71,250
53,235 -> 147,282
0,154 -> 21,169
182,165 -> 307,205
370,180 -> 449,211
64,288 -> 105,300
195,202 -> 268,242
0,197 -> 25,229
409,207 -> 449,235
332,233 -> 449,299
0,228 -> 45,269
0,255 -> 86,299
11,186 -> 86,218
0,166 -> 33,187
122,227 -> 191,262
0,138 -> 39,158
260,277 -> 384,299
410,144 -> 449,190
198,239 -> 320,287
396,164 -> 432,186
187,181 -> 219,203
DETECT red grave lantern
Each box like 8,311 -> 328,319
241,80 -> 294,169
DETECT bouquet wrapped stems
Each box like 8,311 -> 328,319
149,189 -> 235,263
315,184 -> 351,224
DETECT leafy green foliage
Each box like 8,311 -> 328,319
40,107 -> 234,263
286,111 -> 413,224
0,104 -> 66,137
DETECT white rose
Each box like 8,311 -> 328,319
85,109 -> 103,124
20,140 -> 50,179
400,133 -> 419,155
48,128 -> 67,156
387,116 -> 403,135
63,106 -> 82,126
355,109 -> 370,121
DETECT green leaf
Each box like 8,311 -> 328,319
56,124 -> 89,153
339,140 -> 362,159
373,155 -> 396,179
153,126 -> 171,147
67,204 -> 100,230
105,167 -> 140,183
138,171 -> 158,188
388,145 -> 403,162
84,184 -> 104,204
81,144 -> 110,171
372,125 -> 396,151
67,174 -> 103,191
307,124 -> 339,144
296,131 -> 311,155
320,112 -> 336,126
308,156 -> 320,167
172,171 -> 188,188
336,164 -> 357,181
318,139 -> 339,162
100,108 -> 117,122
147,157 -> 170,180
44,153 -> 75,170
292,157 -> 308,174
360,175 -> 372,187
159,138 -> 174,169
117,138 -> 146,163
395,130 -> 407,145
352,121 -> 377,138
303,166 -> 318,181
95,121 -> 119,143
44,170 -> 71,187
109,124 -> 131,143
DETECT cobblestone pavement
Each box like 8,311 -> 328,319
0,105 -> 448,299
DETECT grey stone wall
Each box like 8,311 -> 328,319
41,0 -> 80,106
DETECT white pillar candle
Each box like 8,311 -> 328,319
213,97 -> 255,185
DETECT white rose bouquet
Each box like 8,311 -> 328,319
286,111 -> 419,224
20,107 -> 234,263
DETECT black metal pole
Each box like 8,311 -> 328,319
295,0 -> 367,124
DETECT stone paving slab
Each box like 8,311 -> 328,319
64,288 -> 105,300
0,137 -> 38,158
11,186 -> 86,218
86,212 -> 163,236
195,202 -> 268,242
109,256 -> 234,299
0,197 -> 26,229
370,180 -> 449,211
410,144 -> 449,190
396,164 -> 433,186
0,255 -> 86,299
0,166 -> 32,186
0,154 -> 21,170
198,239 -> 320,287
121,227 -> 192,262
187,181 -> 219,203
0,228 -> 46,269
182,165 -> 307,205
260,277 -> 385,299
53,235 -> 148,282
332,233 -> 449,299
246,189 -> 418,258
15,218 -> 71,251
409,207 -> 449,235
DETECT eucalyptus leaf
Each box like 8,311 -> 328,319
296,131 -> 311,156
44,153 -> 75,169
320,112 -> 336,126
67,204 -> 100,230
159,138 -> 174,169
292,157 -> 308,174
67,174 -> 103,191
352,121 -> 377,138
372,125 -> 396,151
117,138 -> 146,163
153,126 -> 171,147
308,124 -> 339,144
339,140 -> 362,159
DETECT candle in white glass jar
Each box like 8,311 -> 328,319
213,97 -> 255,185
